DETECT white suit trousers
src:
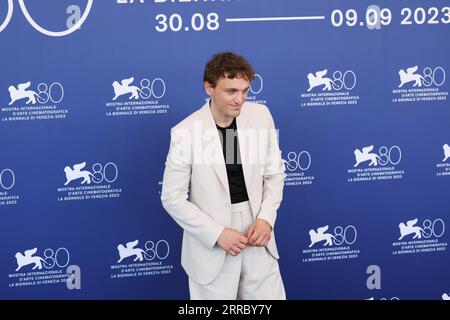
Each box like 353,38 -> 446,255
189,201 -> 286,300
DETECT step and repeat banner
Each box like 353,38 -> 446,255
0,0 -> 449,299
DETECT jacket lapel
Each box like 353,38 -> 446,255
199,102 -> 230,197
236,103 -> 253,189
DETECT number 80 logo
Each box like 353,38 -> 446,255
0,0 -> 93,36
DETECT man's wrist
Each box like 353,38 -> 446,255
257,218 -> 272,231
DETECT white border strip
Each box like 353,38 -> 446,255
226,16 -> 325,22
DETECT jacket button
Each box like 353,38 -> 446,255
225,202 -> 230,207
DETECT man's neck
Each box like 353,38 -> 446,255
209,100 -> 234,128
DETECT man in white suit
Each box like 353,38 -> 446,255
161,52 -> 286,299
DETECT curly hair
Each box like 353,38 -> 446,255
203,52 -> 255,87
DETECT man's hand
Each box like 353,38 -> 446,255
246,219 -> 272,247
217,228 -> 248,256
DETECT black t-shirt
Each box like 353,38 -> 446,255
216,118 -> 249,204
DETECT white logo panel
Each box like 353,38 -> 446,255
8,246 -> 78,288
110,239 -> 174,279
436,144 -> 450,177
0,167 -> 19,206
301,68 -> 360,107
282,150 -> 315,187
247,73 -> 268,105
57,161 -> 122,202
392,66 -> 448,104
392,218 -> 447,255
105,76 -> 170,117
302,224 -> 360,263
1,81 -> 69,122
347,145 -> 405,183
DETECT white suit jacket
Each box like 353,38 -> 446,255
161,101 -> 285,285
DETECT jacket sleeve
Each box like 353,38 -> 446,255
161,127 -> 224,250
256,107 -> 286,228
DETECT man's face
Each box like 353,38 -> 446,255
205,76 -> 250,120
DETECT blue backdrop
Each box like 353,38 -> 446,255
1,0 -> 449,299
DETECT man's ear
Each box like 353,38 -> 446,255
204,81 -> 214,96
